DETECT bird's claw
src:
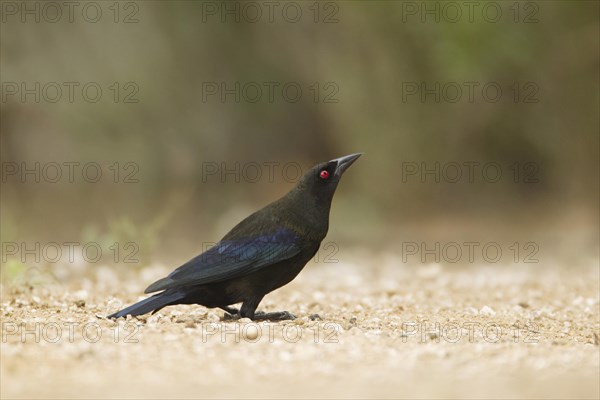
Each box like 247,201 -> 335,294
252,311 -> 296,321
221,309 -> 296,321
222,312 -> 241,321
220,306 -> 241,320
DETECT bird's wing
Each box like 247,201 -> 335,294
145,228 -> 301,293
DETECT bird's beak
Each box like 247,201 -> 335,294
332,153 -> 362,177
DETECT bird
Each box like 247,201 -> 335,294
107,153 -> 362,321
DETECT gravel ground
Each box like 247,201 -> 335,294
1,256 -> 599,399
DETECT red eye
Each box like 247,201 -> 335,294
320,170 -> 329,179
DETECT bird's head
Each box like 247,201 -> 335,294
286,153 -> 362,214
304,152 -> 362,193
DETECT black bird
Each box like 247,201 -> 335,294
108,153 -> 361,321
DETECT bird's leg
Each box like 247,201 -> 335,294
239,296 -> 263,320
252,311 -> 297,321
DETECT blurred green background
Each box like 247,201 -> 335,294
1,1 -> 598,269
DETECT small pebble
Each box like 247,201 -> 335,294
479,306 -> 496,316
185,321 -> 196,329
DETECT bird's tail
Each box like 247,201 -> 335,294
107,290 -> 185,319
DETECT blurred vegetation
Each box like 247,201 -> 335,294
1,1 -> 598,265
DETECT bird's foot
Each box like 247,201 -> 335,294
220,306 -> 240,320
252,311 -> 296,321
